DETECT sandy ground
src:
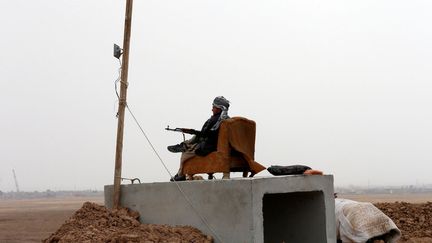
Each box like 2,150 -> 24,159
0,196 -> 103,243
0,194 -> 431,242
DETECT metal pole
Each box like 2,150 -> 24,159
12,169 -> 20,193
113,0 -> 133,209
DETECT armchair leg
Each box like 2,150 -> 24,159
222,172 -> 230,179
242,171 -> 248,178
207,173 -> 214,180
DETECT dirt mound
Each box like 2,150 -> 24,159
43,202 -> 213,243
43,200 -> 432,243
374,202 -> 432,242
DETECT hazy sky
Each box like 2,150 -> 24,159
1,0 -> 431,191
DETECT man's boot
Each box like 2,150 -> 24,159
170,174 -> 186,181
167,143 -> 186,153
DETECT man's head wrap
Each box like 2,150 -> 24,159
212,96 -> 230,110
210,96 -> 230,131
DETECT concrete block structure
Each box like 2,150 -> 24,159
105,175 -> 336,243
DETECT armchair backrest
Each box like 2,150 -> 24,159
217,117 -> 256,161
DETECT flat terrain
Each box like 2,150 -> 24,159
0,193 -> 431,242
0,196 -> 103,243
340,193 -> 432,203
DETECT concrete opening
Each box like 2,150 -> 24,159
263,191 -> 326,243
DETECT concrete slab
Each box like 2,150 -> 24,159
105,175 -> 336,243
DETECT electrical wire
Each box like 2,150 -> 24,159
114,59 -> 122,117
114,59 -> 122,100
114,63 -> 223,243
125,104 -> 223,243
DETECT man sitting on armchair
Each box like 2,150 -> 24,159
167,96 -> 230,181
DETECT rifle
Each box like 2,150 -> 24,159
165,126 -> 200,135
165,126 -> 200,142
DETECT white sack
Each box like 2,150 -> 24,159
335,198 -> 401,243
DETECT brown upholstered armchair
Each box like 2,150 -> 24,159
182,117 -> 266,179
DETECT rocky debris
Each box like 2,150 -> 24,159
43,202 -> 213,243
374,202 -> 432,242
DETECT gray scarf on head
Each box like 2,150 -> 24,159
210,96 -> 230,131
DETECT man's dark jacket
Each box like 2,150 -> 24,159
194,112 -> 222,156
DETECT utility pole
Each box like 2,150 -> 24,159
12,169 -> 20,192
113,0 -> 133,209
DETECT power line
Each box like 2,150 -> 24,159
114,63 -> 223,242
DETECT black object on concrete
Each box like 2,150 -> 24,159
267,165 -> 312,176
